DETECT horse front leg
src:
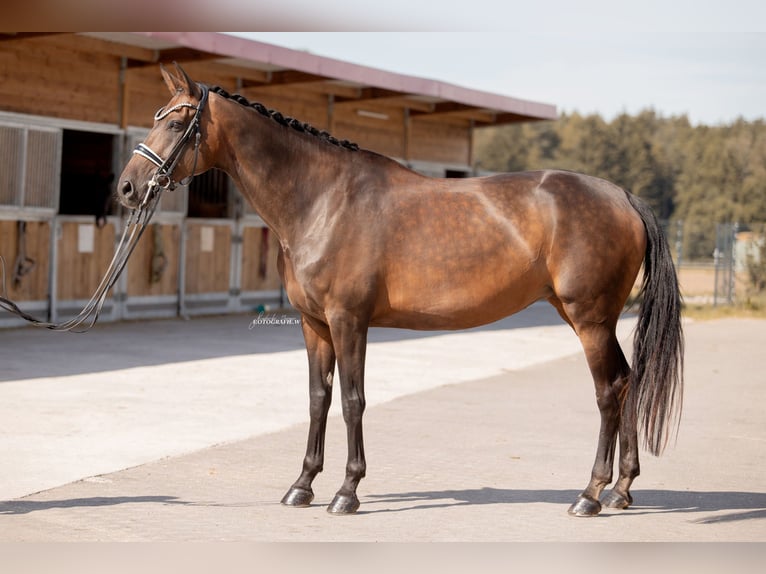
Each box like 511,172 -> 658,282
282,316 -> 336,508
326,310 -> 369,515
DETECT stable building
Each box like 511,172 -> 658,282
0,32 -> 557,327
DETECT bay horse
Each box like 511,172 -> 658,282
118,64 -> 683,517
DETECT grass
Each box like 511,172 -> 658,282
682,293 -> 766,320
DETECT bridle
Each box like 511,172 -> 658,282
132,82 -> 210,203
0,82 -> 211,331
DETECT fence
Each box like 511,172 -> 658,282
665,220 -> 766,306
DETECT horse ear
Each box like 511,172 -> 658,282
173,62 -> 202,99
159,62 -> 201,99
160,63 -> 182,95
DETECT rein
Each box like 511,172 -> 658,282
0,83 -> 209,332
0,194 -> 161,331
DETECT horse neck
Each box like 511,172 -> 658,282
210,97 -> 355,243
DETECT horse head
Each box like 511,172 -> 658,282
117,63 -> 214,209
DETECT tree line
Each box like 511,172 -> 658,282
474,111 -> 766,260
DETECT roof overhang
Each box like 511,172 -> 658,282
79,32 -> 558,126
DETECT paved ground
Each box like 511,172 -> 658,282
0,305 -> 764,542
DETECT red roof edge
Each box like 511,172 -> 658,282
133,32 -> 558,121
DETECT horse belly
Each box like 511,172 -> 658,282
374,243 -> 550,330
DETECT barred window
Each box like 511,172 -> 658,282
0,123 -> 60,210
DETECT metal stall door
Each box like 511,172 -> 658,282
0,122 -> 60,327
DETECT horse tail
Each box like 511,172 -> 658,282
625,192 -> 684,456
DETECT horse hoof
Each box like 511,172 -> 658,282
327,493 -> 360,515
568,495 -> 602,517
602,489 -> 633,509
281,486 -> 314,507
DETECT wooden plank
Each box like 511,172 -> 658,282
184,222 -> 231,294
0,38 -> 120,84
126,223 -> 181,297
201,62 -> 272,84
252,80 -> 362,100
409,116 -> 471,165
237,87 -> 330,129
0,219 -> 50,301
0,39 -> 121,124
71,34 -> 157,63
240,226 -> 282,292
56,221 -> 116,300
125,86 -> 172,128
333,105 -> 406,158
125,61 -> 239,91
0,33 -> 67,43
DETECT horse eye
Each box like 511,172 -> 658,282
168,120 -> 184,132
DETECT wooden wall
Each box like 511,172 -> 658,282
0,35 -> 121,124
240,226 -> 282,292
184,222 -> 231,294
410,116 -> 472,166
56,221 -> 115,300
334,105 -> 407,159
0,220 -> 50,301
126,223 -> 181,297
240,84 -> 330,130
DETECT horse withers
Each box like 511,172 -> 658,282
117,64 -> 683,517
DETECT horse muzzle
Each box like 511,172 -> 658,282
117,176 -> 163,209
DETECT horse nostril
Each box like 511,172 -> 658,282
120,180 -> 135,199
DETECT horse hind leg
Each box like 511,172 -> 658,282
601,361 -> 640,511
560,304 -> 637,517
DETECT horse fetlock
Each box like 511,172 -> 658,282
302,454 -> 324,475
345,460 -> 366,480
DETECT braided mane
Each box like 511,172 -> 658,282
210,86 -> 359,152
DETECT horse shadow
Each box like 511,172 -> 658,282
361,487 -> 766,523
0,495 -> 191,515
2,488 -> 762,525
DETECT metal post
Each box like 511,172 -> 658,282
675,219 -> 683,269
714,232 -> 721,307
730,223 -> 739,304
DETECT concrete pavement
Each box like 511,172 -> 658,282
0,306 -> 764,541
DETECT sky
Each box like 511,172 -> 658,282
225,2 -> 766,126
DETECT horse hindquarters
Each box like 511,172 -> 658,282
553,190 -> 683,516
541,178 -> 649,516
